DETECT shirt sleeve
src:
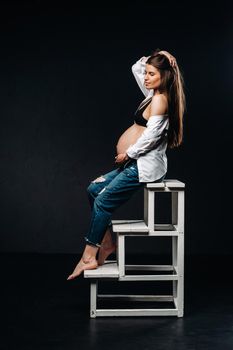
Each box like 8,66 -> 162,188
125,116 -> 169,159
132,56 -> 153,97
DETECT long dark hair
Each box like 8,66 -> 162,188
146,49 -> 186,149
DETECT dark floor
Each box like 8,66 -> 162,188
1,253 -> 233,350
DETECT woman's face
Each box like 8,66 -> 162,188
144,64 -> 161,90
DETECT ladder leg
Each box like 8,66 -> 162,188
90,280 -> 98,318
144,187 -> 148,226
177,190 -> 185,317
148,190 -> 155,232
177,232 -> 184,317
117,234 -> 125,277
172,191 -> 178,304
172,236 -> 178,302
172,191 -> 178,225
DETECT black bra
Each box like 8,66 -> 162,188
134,97 -> 169,126
134,98 -> 152,127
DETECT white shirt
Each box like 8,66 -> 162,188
125,56 -> 169,183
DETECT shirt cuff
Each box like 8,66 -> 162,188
126,148 -> 139,160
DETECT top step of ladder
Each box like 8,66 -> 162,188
146,179 -> 185,189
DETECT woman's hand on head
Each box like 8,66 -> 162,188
115,153 -> 129,164
158,50 -> 177,68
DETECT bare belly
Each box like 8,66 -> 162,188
116,123 -> 146,155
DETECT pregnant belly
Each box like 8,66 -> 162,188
116,123 -> 146,155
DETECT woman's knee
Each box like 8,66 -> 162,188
87,176 -> 107,196
91,175 -> 106,183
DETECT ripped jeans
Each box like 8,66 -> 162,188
85,159 -> 166,248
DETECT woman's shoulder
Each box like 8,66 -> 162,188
150,93 -> 168,115
151,93 -> 168,103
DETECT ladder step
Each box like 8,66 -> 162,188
98,294 -> 174,302
146,179 -> 185,189
112,220 -> 149,232
94,309 -> 179,317
112,221 -> 178,235
119,275 -> 178,281
84,261 -> 118,278
126,264 -> 175,271
84,262 -> 179,280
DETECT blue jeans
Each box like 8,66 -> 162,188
85,159 -> 166,247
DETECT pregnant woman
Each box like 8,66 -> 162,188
67,49 -> 186,280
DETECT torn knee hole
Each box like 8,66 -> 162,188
92,176 -> 106,183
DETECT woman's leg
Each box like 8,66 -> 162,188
66,244 -> 99,280
86,163 -> 133,261
87,167 -> 121,209
84,161 -> 143,247
86,167 -> 121,262
87,160 -> 133,211
67,160 -> 143,280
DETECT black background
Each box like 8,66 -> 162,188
0,0 -> 232,255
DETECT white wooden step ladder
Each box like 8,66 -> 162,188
84,179 -> 185,318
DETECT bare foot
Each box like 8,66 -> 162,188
67,257 -> 98,280
97,243 -> 117,266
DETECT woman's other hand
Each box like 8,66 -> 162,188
115,153 -> 129,164
159,50 -> 177,68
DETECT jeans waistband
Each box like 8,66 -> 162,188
122,159 -> 136,169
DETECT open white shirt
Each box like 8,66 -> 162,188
125,56 -> 169,182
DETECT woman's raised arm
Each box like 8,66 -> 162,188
131,56 -> 153,98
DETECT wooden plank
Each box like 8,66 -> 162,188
145,182 -> 165,189
149,232 -> 179,236
146,180 -> 185,189
98,294 -> 174,302
95,309 -> 178,317
84,262 -> 119,278
113,222 -> 178,236
153,224 -> 176,230
119,274 -> 178,281
126,264 -> 174,271
164,180 -> 185,188
112,222 -> 177,232
112,220 -> 149,233
112,219 -> 144,224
